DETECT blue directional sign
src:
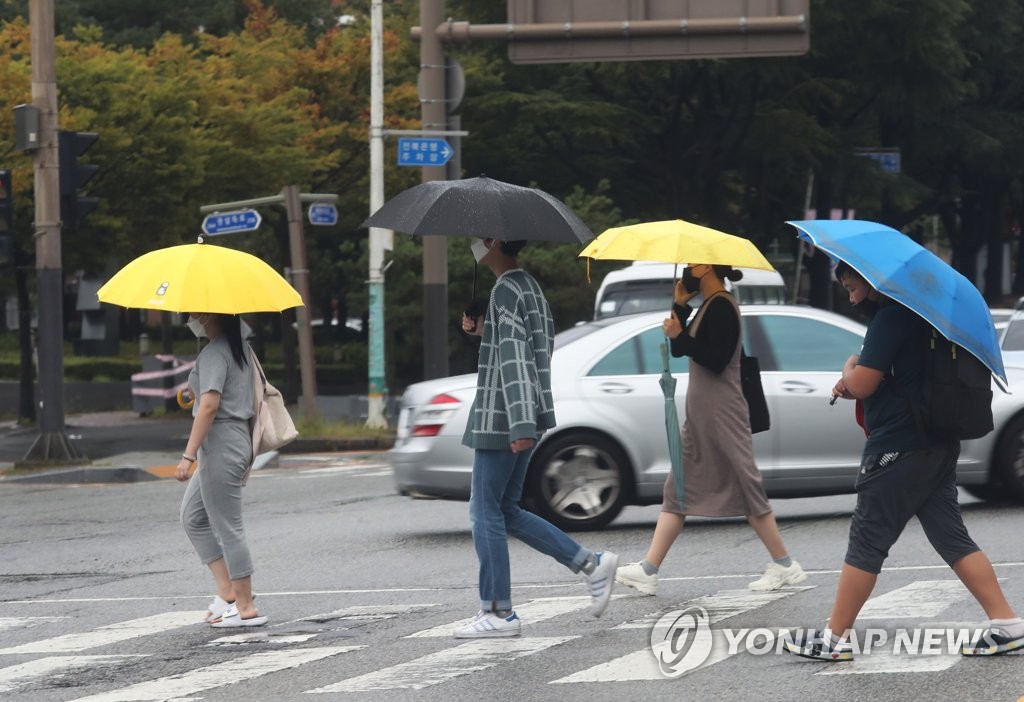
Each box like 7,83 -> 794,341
858,149 -> 901,174
397,137 -> 453,167
308,202 -> 338,226
201,209 -> 262,236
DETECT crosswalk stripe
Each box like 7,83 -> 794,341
405,596 -> 617,638
0,611 -> 205,655
554,587 -> 813,682
67,646 -> 362,702
614,586 -> 814,629
552,636 -> 732,684
857,581 -> 969,619
300,603 -> 438,624
0,655 -> 145,694
307,637 -> 577,693
207,633 -> 319,647
207,604 -> 439,647
0,616 -> 69,632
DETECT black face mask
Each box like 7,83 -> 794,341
681,267 -> 702,294
852,298 -> 880,320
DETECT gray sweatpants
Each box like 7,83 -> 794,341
845,440 -> 979,575
180,420 -> 254,580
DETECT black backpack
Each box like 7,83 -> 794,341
915,327 -> 994,440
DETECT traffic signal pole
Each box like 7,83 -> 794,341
23,0 -> 79,462
281,185 -> 318,418
420,0 -> 449,380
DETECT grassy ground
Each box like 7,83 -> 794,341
292,414 -> 394,439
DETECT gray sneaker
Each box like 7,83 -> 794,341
615,561 -> 658,596
582,551 -> 618,617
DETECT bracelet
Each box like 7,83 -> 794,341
182,454 -> 197,462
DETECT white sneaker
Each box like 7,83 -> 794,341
582,551 -> 618,617
615,561 -> 658,596
453,610 -> 522,638
749,560 -> 807,591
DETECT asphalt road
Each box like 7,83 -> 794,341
0,453 -> 1022,701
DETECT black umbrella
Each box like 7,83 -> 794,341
361,175 -> 595,244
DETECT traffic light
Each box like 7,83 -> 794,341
58,130 -> 99,230
0,169 -> 12,266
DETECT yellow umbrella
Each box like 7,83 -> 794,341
578,219 -> 775,271
97,241 -> 303,314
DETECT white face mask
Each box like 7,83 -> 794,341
470,237 -> 491,263
187,316 -> 206,338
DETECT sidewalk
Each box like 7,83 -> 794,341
0,411 -> 394,483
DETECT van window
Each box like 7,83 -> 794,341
595,283 -> 674,319
735,285 -> 786,305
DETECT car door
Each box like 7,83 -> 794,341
575,325 -> 690,493
748,312 -> 867,494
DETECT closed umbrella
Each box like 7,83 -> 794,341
787,219 -> 1005,383
660,341 -> 685,507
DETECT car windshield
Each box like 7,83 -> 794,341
1001,314 -> 1024,351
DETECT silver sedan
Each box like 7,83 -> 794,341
390,305 -> 1024,530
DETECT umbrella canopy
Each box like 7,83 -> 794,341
787,219 -> 1005,383
579,219 -> 775,271
97,242 -> 303,314
362,175 -> 594,244
659,341 -> 685,506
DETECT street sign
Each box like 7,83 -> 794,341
857,149 -> 901,174
201,209 -> 262,236
308,202 -> 338,226
397,137 -> 453,167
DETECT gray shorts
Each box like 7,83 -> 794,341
845,441 -> 979,575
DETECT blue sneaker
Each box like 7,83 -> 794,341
453,610 -> 521,639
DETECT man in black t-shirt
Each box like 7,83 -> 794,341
785,262 -> 1023,660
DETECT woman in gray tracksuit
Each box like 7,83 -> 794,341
176,312 -> 268,628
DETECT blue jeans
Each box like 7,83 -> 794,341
469,448 -> 592,612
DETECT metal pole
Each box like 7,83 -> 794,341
282,184 -> 318,417
421,0 -> 449,380
791,169 -> 814,304
366,0 -> 389,429
23,0 -> 78,463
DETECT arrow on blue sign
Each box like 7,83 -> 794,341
397,137 -> 453,167
308,202 -> 338,226
201,209 -> 262,236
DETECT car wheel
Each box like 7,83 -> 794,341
994,414 -> 1024,502
523,432 -> 631,532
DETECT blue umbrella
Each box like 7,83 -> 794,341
787,220 -> 1005,383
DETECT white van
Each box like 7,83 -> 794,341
593,262 -> 786,320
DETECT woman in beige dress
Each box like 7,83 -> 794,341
615,263 -> 806,595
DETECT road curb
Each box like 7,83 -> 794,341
1,466 -> 162,484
